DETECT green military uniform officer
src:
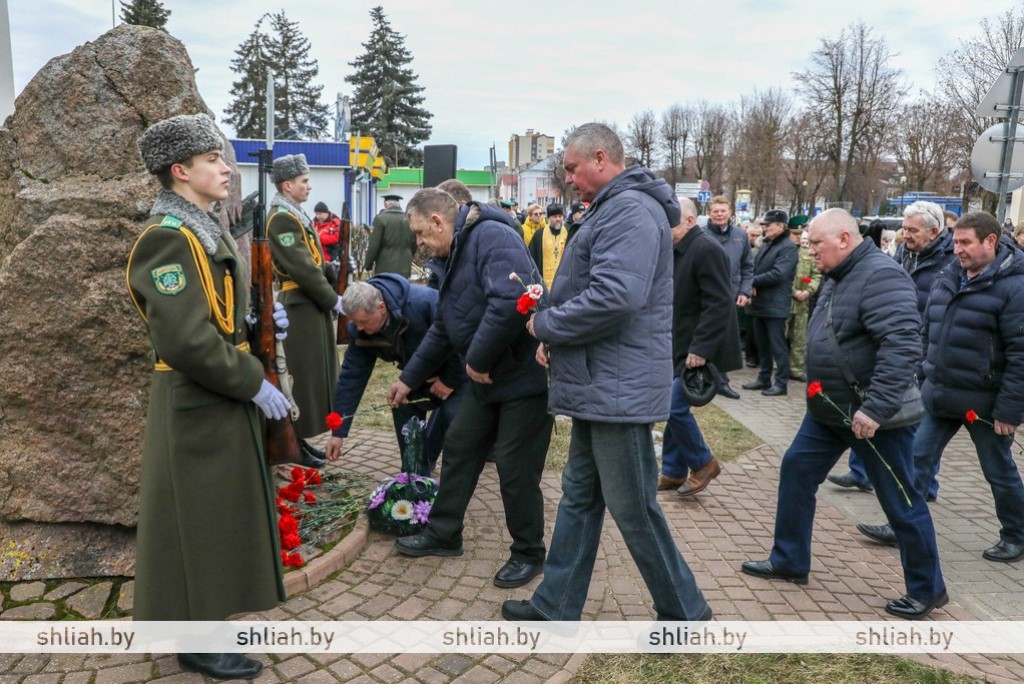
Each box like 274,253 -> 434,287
786,215 -> 820,382
128,113 -> 288,680
364,194 -> 417,276
267,154 -> 342,447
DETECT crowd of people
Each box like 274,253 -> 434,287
126,111 -> 1024,679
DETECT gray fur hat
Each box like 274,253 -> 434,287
137,113 -> 224,174
271,154 -> 310,183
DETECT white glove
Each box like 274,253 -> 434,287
252,379 -> 290,420
334,295 -> 345,315
272,302 -> 289,340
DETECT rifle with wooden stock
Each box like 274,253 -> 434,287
250,76 -> 302,466
336,210 -> 352,344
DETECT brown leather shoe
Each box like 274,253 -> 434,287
677,458 -> 721,497
658,474 -> 688,491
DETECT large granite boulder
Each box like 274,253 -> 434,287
0,23 -> 243,545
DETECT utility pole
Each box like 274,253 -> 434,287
0,0 -> 14,122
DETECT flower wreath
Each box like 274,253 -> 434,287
366,416 -> 439,536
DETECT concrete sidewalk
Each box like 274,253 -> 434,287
3,369 -> 1024,682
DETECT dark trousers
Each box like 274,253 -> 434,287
423,384 -> 552,564
751,315 -> 789,388
770,415 -> 944,600
391,386 -> 463,475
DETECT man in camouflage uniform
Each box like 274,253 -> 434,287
786,215 -> 820,382
268,154 -> 343,463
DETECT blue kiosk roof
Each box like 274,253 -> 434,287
230,139 -> 351,167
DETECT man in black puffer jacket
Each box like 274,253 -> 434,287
742,208 -> 947,620
388,189 -> 553,591
742,209 -> 798,396
895,212 -> 1024,563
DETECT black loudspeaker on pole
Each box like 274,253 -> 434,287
423,145 -> 458,188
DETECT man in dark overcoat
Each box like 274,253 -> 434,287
658,196 -> 741,496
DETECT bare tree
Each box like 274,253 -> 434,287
781,109 -> 832,214
692,101 -> 732,194
660,103 -> 693,185
627,110 -> 659,169
733,89 -> 791,213
893,95 -> 959,193
936,7 -> 1024,206
793,21 -> 906,208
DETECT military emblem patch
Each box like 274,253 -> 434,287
151,264 -> 187,295
277,232 -> 296,247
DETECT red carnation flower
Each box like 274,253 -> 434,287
807,381 -> 823,398
966,410 -> 978,424
516,292 -> 534,315
278,485 -> 300,503
281,532 -> 301,550
304,492 -> 317,503
284,552 -> 304,568
278,514 -> 298,535
801,276 -> 812,283
305,468 -> 322,484
290,466 -> 305,482
325,412 -> 344,431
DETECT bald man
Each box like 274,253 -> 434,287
741,209 -> 947,620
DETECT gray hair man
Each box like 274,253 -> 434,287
502,122 -> 711,622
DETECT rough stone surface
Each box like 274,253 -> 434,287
43,581 -> 87,601
0,602 -> 56,620
65,582 -> 112,619
8,581 -> 44,601
0,25 -> 243,575
116,580 -> 134,612
0,521 -> 134,580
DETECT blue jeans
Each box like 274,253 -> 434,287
849,440 -> 941,499
661,377 -> 714,478
770,415 -> 945,600
531,420 -> 709,620
913,412 -> 1024,544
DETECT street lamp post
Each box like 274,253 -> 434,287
899,175 -> 907,214
801,180 -> 808,214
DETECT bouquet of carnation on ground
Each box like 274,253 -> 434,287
366,416 -> 439,536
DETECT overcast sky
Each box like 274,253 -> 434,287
8,0 -> 1018,168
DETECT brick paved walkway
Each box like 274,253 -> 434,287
4,370 -> 1024,682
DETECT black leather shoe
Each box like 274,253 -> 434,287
857,522 -> 898,547
745,359 -> 759,368
178,653 -> 262,680
826,472 -> 874,492
762,385 -> 787,396
717,383 -> 741,400
885,591 -> 949,620
494,559 -> 543,588
742,380 -> 770,390
294,440 -> 326,469
740,559 -> 808,585
395,533 -> 463,557
927,493 -> 937,502
983,540 -> 1024,563
501,599 -> 548,621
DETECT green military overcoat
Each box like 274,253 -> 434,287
364,206 -> 417,277
127,210 -> 284,621
268,204 -> 339,439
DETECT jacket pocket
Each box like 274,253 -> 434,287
172,380 -> 228,411
552,345 -> 591,385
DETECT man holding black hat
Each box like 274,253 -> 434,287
742,209 -> 798,396
268,153 -> 341,464
365,194 -> 417,277
528,204 -> 568,289
658,197 -> 740,496
129,113 -> 287,679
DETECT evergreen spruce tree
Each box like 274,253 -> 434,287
346,6 -> 432,167
223,26 -> 270,139
223,12 -> 329,140
119,0 -> 171,29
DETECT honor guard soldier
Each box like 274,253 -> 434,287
268,154 -> 343,464
364,194 -> 418,277
128,113 -> 289,679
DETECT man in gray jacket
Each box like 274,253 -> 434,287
501,123 -> 711,622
